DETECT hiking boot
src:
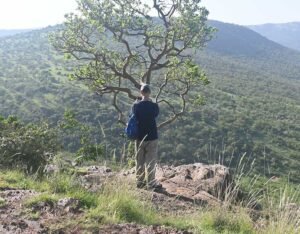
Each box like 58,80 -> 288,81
147,181 -> 163,191
136,182 -> 146,189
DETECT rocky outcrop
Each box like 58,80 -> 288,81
156,163 -> 233,205
79,165 -> 114,191
78,163 -> 234,206
0,163 -> 241,233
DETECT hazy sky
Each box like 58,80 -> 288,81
0,0 -> 300,29
0,0 -> 77,29
202,0 -> 300,25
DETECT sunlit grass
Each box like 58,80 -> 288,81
0,169 -> 49,191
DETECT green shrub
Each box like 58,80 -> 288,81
0,116 -> 59,173
76,144 -> 105,163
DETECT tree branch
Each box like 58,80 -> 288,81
102,86 -> 138,100
112,92 -> 126,125
155,74 -> 168,103
157,78 -> 189,129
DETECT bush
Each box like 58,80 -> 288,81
0,116 -> 59,173
76,144 -> 105,163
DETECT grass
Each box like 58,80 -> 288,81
200,208 -> 254,234
28,211 -> 41,221
258,185 -> 300,234
240,175 -> 300,205
25,193 -> 59,208
0,169 -> 49,191
82,177 -> 256,233
0,197 -> 6,207
0,167 -> 299,234
86,178 -> 159,224
24,174 -> 99,210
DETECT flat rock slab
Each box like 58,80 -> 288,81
156,163 -> 232,205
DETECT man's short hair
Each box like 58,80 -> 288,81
140,83 -> 151,93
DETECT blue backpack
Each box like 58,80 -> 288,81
125,114 -> 139,140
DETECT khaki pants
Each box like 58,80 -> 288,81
135,139 -> 158,186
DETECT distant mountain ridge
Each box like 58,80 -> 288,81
0,29 -> 34,38
204,20 -> 300,81
248,22 -> 300,52
208,20 -> 285,57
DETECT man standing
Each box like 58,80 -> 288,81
133,84 -> 162,190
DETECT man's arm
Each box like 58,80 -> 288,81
154,103 -> 159,118
132,103 -> 137,115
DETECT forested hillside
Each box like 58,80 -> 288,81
248,22 -> 300,52
0,21 -> 299,182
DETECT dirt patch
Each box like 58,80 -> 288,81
98,223 -> 192,234
0,188 -> 87,234
0,189 -> 46,234
0,187 -> 194,234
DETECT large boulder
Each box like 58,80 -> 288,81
156,163 -> 233,205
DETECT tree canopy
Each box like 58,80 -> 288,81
52,0 -> 214,127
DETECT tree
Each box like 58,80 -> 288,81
52,0 -> 214,128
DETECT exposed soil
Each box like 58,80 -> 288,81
0,187 -> 194,234
0,188 -> 87,233
98,224 -> 192,234
0,188 -> 45,233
